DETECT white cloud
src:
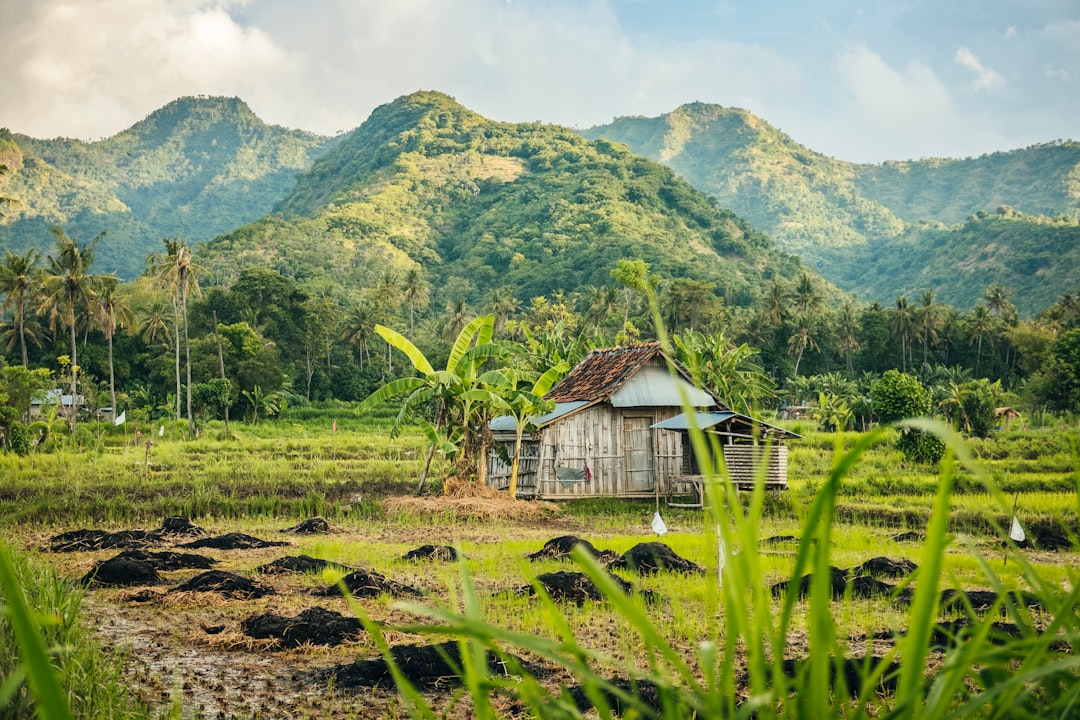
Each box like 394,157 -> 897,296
954,46 -> 1005,91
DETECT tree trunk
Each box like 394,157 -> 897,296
17,291 -> 27,366
213,311 -> 229,431
69,308 -> 78,433
108,328 -> 116,422
182,277 -> 193,436
508,425 -> 524,498
172,298 -> 181,420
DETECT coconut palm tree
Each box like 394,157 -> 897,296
890,296 -> 915,372
402,267 -> 429,335
95,275 -> 138,421
0,248 -> 41,366
916,289 -> 941,367
148,238 -> 201,434
835,300 -> 861,376
40,226 -> 104,430
966,305 -> 996,376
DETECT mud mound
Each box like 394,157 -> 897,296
567,677 -> 674,716
1024,516 -> 1075,551
242,606 -> 363,648
401,545 -> 458,562
180,533 -> 289,550
761,535 -> 801,545
770,566 -> 896,600
326,640 -> 518,690
81,555 -> 162,587
114,549 -> 217,571
174,570 -> 274,599
319,568 -> 422,598
527,536 -> 618,564
927,618 -> 1024,648
939,589 -> 1044,614
511,570 -> 638,606
778,656 -> 901,697
159,516 -> 205,536
850,557 -> 917,578
283,517 -> 332,534
257,555 -> 352,575
48,528 -> 159,552
610,542 -> 704,575
891,531 -> 924,543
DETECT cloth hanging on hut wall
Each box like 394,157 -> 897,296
556,466 -> 589,489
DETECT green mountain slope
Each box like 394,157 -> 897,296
201,91 -> 809,307
0,97 -> 334,277
855,142 -> 1080,224
581,104 -> 906,275
823,209 -> 1080,315
585,104 -> 1080,312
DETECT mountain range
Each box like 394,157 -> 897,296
1,93 -> 1078,315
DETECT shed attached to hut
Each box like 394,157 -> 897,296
487,343 -> 796,501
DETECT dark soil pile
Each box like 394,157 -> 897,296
567,677 -> 673,716
610,542 -> 704,575
81,555 -> 162,587
939,588 -> 1044,614
761,535 -> 801,545
927,618 -> 1024,648
257,555 -> 352,575
527,536 -> 619,564
319,568 -> 422,598
326,640 -> 518,690
283,517 -> 332,534
850,557 -> 918,578
778,656 -> 901,697
159,516 -> 205,536
180,533 -> 289,550
891,531 -> 924,543
174,570 -> 274,599
113,549 -> 217,571
401,545 -> 458,562
242,606 -> 363,648
770,566 -> 896,600
48,528 -> 159,552
513,570 -> 637,606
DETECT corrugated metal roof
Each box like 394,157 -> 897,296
651,411 -> 737,430
610,365 -> 715,407
489,401 -> 589,432
652,411 -> 802,438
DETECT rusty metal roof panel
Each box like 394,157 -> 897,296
544,343 -> 665,402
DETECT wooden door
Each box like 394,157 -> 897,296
623,415 -> 655,492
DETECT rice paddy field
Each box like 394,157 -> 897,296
1,415 -> 1078,719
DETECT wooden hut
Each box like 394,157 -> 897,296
487,343 -> 796,501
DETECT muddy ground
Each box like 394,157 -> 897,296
21,516 -> 1075,719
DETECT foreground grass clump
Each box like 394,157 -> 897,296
0,543 -> 150,719
357,423 -> 1080,719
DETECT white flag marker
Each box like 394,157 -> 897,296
651,511 -> 668,536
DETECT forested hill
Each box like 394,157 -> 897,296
201,90 -> 810,307
0,97 -> 335,278
584,104 -> 1080,312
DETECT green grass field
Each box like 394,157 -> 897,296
1,416 -> 1078,718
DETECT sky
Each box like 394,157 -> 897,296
1,0 -> 1077,163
